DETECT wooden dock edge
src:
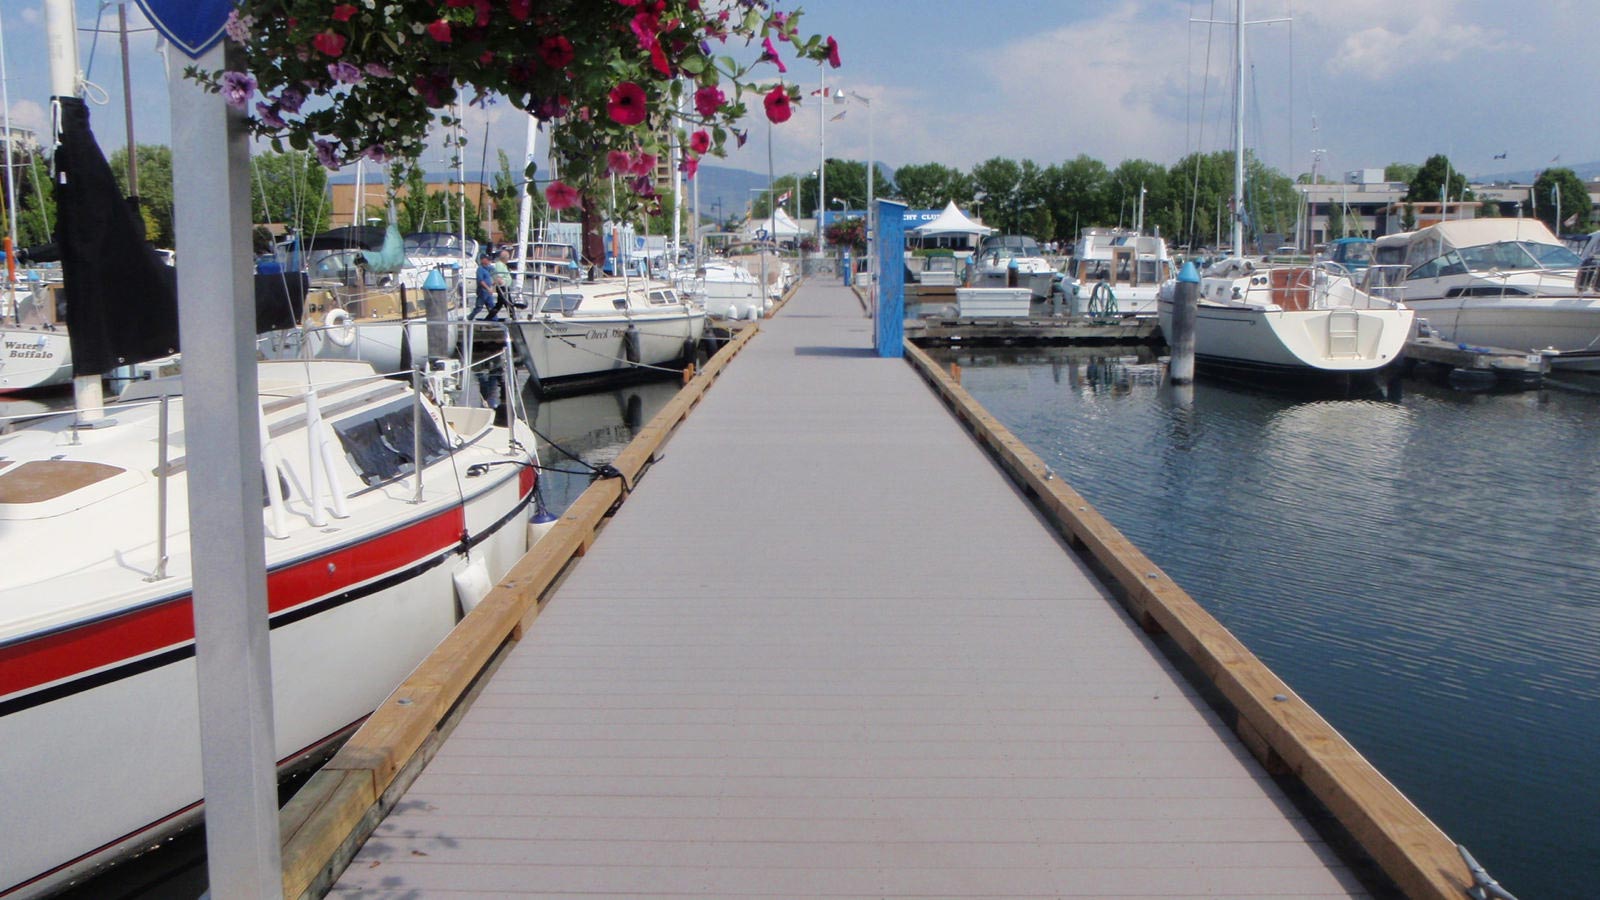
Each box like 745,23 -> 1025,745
902,341 -> 1473,900
277,322 -> 764,899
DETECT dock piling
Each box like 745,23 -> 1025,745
1168,261 -> 1199,384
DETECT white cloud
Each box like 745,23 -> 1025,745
3,100 -> 47,139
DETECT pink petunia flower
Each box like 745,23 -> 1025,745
763,85 -> 792,124
606,81 -> 648,126
679,156 -> 699,180
607,150 -> 634,174
694,85 -> 724,118
631,152 -> 657,176
825,36 -> 841,68
508,0 -> 533,21
689,130 -> 711,154
314,139 -> 342,170
539,35 -> 574,69
331,4 -> 357,22
427,19 -> 452,42
545,181 -> 581,210
761,36 -> 786,74
312,30 -> 347,57
277,87 -> 306,114
223,9 -> 254,43
363,62 -> 393,78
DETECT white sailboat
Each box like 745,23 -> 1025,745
1157,0 -> 1413,383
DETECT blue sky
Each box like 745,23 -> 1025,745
2,0 -> 1594,184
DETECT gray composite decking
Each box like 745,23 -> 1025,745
332,282 -> 1368,897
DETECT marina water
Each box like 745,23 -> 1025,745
927,345 -> 1599,900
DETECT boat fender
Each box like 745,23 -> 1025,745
452,557 -> 492,617
623,326 -> 642,365
324,308 -> 357,347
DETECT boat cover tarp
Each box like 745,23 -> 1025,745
255,272 -> 308,333
303,226 -> 389,251
55,96 -> 180,375
912,201 -> 994,236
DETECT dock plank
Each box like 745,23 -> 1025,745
329,283 -> 1372,897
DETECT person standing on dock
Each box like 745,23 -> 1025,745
471,250 -> 498,320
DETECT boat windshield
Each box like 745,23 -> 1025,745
1456,241 -> 1581,272
1334,242 -> 1372,265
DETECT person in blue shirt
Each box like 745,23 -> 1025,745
471,250 -> 498,320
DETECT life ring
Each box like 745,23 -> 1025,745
324,308 -> 357,347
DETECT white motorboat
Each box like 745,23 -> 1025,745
0,284 -> 73,391
258,282 -> 443,376
513,277 -> 706,395
1158,259 -> 1413,381
1065,228 -> 1173,317
969,234 -> 1055,300
682,258 -> 768,320
0,358 -> 541,897
1371,219 -> 1600,368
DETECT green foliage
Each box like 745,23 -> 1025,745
2,149 -> 56,248
394,164 -> 486,241
1405,154 -> 1473,203
109,144 -> 174,246
1384,162 -> 1419,185
1325,203 -> 1345,240
489,149 -> 546,241
1402,202 -> 1417,231
249,150 -> 330,236
1532,167 -> 1590,233
891,162 -> 972,209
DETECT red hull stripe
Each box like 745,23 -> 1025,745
0,504 -> 468,701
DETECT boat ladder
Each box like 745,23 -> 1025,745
1327,309 -> 1361,359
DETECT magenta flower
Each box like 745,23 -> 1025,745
312,31 -> 346,57
539,35 -> 574,69
607,150 -> 634,174
694,85 -> 724,118
427,19 -> 452,43
631,152 -> 657,176
679,156 -> 699,180
825,36 -> 842,68
331,4 -> 357,22
545,181 -> 581,210
689,130 -> 711,154
220,71 -> 256,110
328,61 -> 362,85
763,85 -> 792,123
760,36 -> 787,73
606,81 -> 648,125
508,0 -> 532,21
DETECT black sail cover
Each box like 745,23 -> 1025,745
55,96 -> 180,375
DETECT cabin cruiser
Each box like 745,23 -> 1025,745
680,258 -> 769,320
1322,236 -> 1374,277
0,359 -> 541,897
1372,219 -> 1600,368
1158,257 -> 1413,384
968,234 -> 1056,301
1064,228 -> 1173,316
512,276 -> 706,395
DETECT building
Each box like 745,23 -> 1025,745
325,177 -> 498,239
1295,167 -> 1600,244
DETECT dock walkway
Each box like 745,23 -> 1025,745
332,282 -> 1367,897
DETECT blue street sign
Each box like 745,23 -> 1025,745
134,0 -> 235,60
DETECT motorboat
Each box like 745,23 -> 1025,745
1371,219 -> 1600,368
1064,228 -> 1174,317
1322,236 -> 1374,277
968,234 -> 1055,300
918,253 -> 961,287
0,282 -> 74,391
512,276 -> 706,395
0,358 -> 541,897
681,258 -> 768,320
1158,258 -> 1413,382
257,279 -> 442,377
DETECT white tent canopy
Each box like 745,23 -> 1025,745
912,200 -> 994,237
740,206 -> 806,243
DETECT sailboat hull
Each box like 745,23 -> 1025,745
0,326 -> 74,392
1158,297 -> 1414,377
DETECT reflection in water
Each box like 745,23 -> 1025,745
523,377 -> 683,515
932,344 -> 1600,900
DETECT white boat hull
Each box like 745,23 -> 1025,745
0,363 -> 538,896
258,319 -> 446,375
0,327 -> 74,391
1405,295 -> 1600,369
1159,297 -> 1414,375
518,309 -> 706,388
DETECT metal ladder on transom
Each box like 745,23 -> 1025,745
1327,309 -> 1361,358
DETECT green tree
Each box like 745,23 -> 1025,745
1479,200 -> 1501,219
891,162 -> 973,210
1405,154 -> 1472,203
489,149 -> 547,242
1244,153 -> 1300,241
1166,151 -> 1235,249
969,157 -> 1023,234
4,149 -> 56,248
394,165 -> 487,241
249,149 -> 330,237
109,144 -> 173,246
1385,162 -> 1419,186
1040,155 -> 1110,243
1532,167 -> 1590,234
1101,158 -> 1169,234
1401,202 -> 1417,231
1325,203 -> 1345,240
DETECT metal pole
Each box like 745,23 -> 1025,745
117,5 -> 137,197
1232,0 -> 1245,257
818,68 -> 826,251
146,394 -> 170,582
515,114 -> 538,293
169,36 -> 283,897
411,367 -> 425,503
0,5 -> 19,314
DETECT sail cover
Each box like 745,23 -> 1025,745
56,96 -> 180,374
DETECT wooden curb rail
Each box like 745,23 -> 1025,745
276,318 -> 766,899
903,341 -> 1473,900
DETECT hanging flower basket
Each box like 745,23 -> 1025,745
189,1 -> 841,216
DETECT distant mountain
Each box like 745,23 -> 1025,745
1471,161 -> 1600,184
691,165 -> 780,225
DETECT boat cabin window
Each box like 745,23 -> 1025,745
647,289 -> 676,306
612,297 -> 629,311
1136,259 -> 1164,284
1525,242 -> 1581,268
1078,260 -> 1111,282
1408,252 -> 1468,280
333,398 -> 451,486
541,291 -> 584,314
1112,248 -> 1134,284
1374,245 -> 1405,265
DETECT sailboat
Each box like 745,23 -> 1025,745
0,47 -> 543,900
1157,0 -> 1413,383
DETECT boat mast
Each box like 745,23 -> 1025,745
1232,0 -> 1244,257
514,113 -> 538,293
0,6 -> 19,315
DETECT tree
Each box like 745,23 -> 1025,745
109,144 -> 174,246
3,149 -> 56,248
1405,154 -> 1472,203
1384,162 -> 1419,186
1165,151 -> 1235,249
1040,155 -> 1110,243
1401,202 -> 1417,231
1325,203 -> 1345,240
249,149 -> 330,237
489,149 -> 546,242
969,157 -> 1023,233
394,164 -> 486,241
891,162 -> 972,210
1101,158 -> 1169,234
1532,167 -> 1590,234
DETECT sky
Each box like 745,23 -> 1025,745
2,0 -> 1595,187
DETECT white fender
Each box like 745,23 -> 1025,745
324,308 -> 357,347
452,557 -> 492,616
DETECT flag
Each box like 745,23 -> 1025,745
777,190 -> 791,203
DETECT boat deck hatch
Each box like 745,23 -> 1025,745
0,460 -> 125,504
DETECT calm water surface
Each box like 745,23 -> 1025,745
929,345 -> 1600,900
